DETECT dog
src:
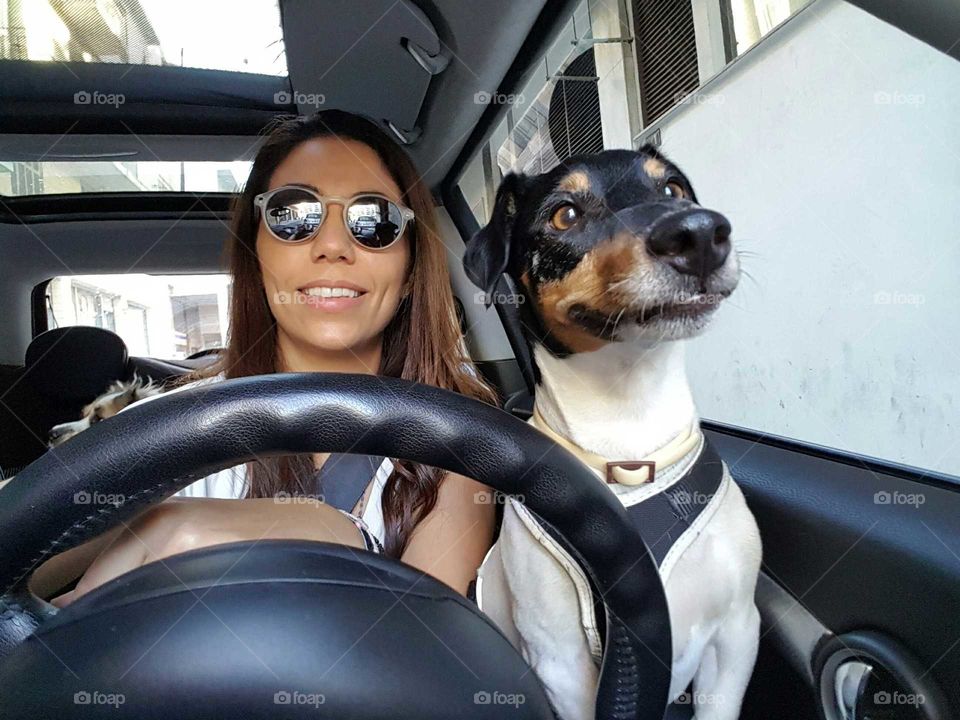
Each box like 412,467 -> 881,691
48,375 -> 162,448
463,147 -> 762,720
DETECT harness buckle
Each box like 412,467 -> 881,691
605,460 -> 656,485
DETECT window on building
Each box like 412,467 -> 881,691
722,0 -> 814,59
464,0 -> 609,218
631,0 -> 700,126
549,49 -> 605,161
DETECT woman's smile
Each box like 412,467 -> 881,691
296,279 -> 370,312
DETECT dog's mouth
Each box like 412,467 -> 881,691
567,291 -> 730,338
634,292 -> 729,325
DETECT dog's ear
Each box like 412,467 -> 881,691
462,172 -> 528,308
638,142 -> 666,161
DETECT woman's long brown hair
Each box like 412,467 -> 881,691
177,110 -> 499,557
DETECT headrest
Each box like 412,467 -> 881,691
24,327 -> 128,403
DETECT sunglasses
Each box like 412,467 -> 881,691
253,185 -> 415,250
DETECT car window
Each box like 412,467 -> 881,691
455,0 -> 957,476
44,274 -> 231,360
3,0 -> 286,75
0,161 -> 252,197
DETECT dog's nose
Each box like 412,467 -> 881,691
647,209 -> 731,280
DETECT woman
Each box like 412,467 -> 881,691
39,110 -> 499,605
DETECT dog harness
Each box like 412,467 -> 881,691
528,404 -> 726,568
477,408 -> 730,664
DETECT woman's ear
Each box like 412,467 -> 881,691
462,172 -> 528,308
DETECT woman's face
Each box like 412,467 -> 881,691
256,137 -> 412,366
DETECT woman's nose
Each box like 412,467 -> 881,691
309,209 -> 356,262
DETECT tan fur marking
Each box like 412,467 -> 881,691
100,394 -> 130,419
643,157 -> 667,179
535,234 -> 649,353
557,171 -> 591,193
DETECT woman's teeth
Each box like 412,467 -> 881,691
301,287 -> 362,298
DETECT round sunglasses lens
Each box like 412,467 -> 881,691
346,196 -> 404,248
264,188 -> 323,241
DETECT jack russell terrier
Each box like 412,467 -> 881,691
463,147 -> 762,720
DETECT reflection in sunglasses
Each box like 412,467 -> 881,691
256,188 -> 414,249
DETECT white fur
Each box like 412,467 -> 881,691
477,338 -> 762,719
48,374 -> 162,448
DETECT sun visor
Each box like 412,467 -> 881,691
280,0 -> 449,145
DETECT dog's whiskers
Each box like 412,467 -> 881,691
611,307 -> 627,336
739,268 -> 760,291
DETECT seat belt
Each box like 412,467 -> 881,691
315,453 -> 386,513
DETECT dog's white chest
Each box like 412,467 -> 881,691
476,438 -> 760,720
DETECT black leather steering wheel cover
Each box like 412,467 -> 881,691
2,540 -> 560,719
0,373 -> 671,719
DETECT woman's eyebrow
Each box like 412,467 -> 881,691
283,182 -> 320,192
276,182 -> 396,199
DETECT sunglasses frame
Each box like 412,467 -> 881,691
253,185 -> 415,250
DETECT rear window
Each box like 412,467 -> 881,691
0,161 -> 252,197
44,274 -> 231,360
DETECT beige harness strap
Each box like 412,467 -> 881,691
529,404 -> 701,485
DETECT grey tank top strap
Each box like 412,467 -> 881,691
315,453 -> 386,513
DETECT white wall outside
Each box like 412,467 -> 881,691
651,0 -> 960,475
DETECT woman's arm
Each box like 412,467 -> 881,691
29,525 -> 126,600
39,474 -> 495,606
50,497 -> 366,607
1,477 -> 125,598
400,473 -> 496,596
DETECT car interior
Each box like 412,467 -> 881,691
0,0 -> 958,718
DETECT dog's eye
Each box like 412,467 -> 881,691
663,181 -> 686,199
550,204 -> 581,231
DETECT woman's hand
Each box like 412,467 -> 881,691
50,496 -> 364,607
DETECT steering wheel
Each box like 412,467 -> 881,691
184,347 -> 223,361
0,374 -> 671,719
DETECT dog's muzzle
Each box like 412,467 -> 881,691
617,201 -> 732,282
